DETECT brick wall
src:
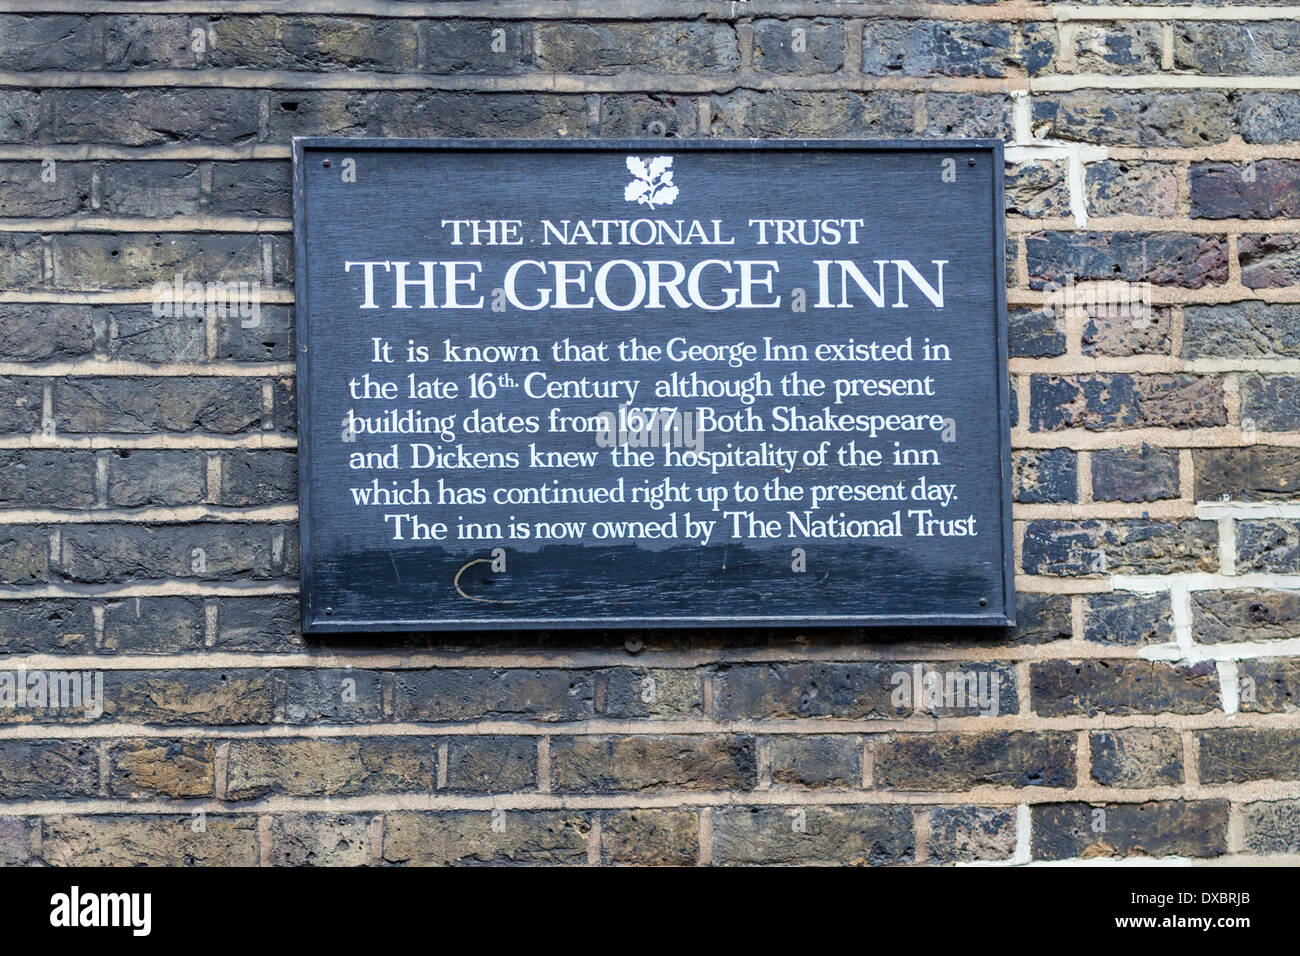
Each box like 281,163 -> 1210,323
0,0 -> 1298,866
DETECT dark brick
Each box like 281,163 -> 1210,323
1086,160 -> 1178,217
51,233 -> 267,291
0,818 -> 31,865
599,809 -> 698,866
392,669 -> 595,723
928,806 -> 1017,863
1008,592 -> 1073,645
875,731 -> 1075,790
0,450 -> 97,509
422,21 -> 531,74
0,305 -> 94,361
100,162 -> 203,217
1240,92 -> 1300,145
0,16 -> 98,69
214,304 -> 293,363
862,21 -> 1025,77
446,736 -> 537,793
383,811 -> 589,866
1026,232 -> 1228,289
1090,728 -> 1183,787
101,304 -> 205,363
536,22 -> 737,73
105,670 -> 274,726
1013,448 -> 1077,503
1191,160 -> 1300,219
210,161 -> 292,218
212,596 -> 302,652
921,92 -> 1013,138
57,524 -> 281,583
101,596 -> 203,654
1241,375 -> 1300,435
0,741 -> 98,798
0,161 -> 90,217
711,805 -> 913,866
226,737 -> 439,799
595,668 -> 702,719
0,92 -> 40,144
1033,91 -> 1235,147
770,735 -> 861,789
1029,374 -> 1226,431
1081,303 -> 1173,357
1183,302 -> 1300,359
1175,21 -> 1300,74
0,234 -> 45,289
599,93 -> 698,138
1032,800 -> 1229,860
1083,592 -> 1173,646
1194,590 -> 1300,643
1006,160 -> 1071,218
1068,22 -> 1162,73
1239,658 -> 1300,712
208,16 -> 418,72
1009,307 -> 1066,357
220,450 -> 297,505
0,600 -> 95,655
550,735 -> 756,792
1196,447 -> 1300,502
51,90 -> 261,146
707,90 -> 913,138
54,378 -> 262,434
1022,519 -> 1218,575
1240,234 -> 1300,289
41,815 -> 259,866
278,669 -> 384,724
107,449 -> 206,506
108,738 -> 215,798
103,14 -> 194,71
265,91 -> 588,139
1031,659 -> 1220,716
753,19 -> 844,74
1198,728 -> 1300,782
713,662 -> 905,720
1237,519 -> 1300,573
0,527 -> 47,584
1090,444 -> 1180,502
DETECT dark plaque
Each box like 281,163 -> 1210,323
293,139 -> 1012,631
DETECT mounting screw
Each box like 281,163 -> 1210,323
322,159 -> 331,168
325,607 -> 334,616
647,120 -> 667,137
624,636 -> 644,654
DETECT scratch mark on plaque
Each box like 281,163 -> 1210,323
454,557 -> 522,604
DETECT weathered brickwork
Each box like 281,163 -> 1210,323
0,0 -> 1296,868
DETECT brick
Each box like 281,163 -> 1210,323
707,90 -> 913,138
382,811 -> 590,866
220,450 -> 297,505
102,596 -> 205,653
0,818 -> 31,866
1237,519 -> 1300,573
105,670 -> 274,726
1014,448 -> 1077,503
599,93 -> 698,138
1198,448 -> 1300,504
214,304 -> 294,362
392,668 -> 595,722
1090,728 -> 1183,788
1198,728 -> 1300,782
422,21 -> 531,74
225,738 -> 437,799
770,735 -> 862,789
0,91 -> 41,144
1083,592 -> 1173,646
0,16 -> 99,69
265,91 -> 588,139
928,806 -> 1017,863
1240,799 -> 1300,854
861,21 -> 1031,77
1240,92 -> 1300,145
0,741 -> 98,798
445,736 -> 537,792
210,161 -> 292,218
711,805 -> 913,866
107,449 -> 207,506
1026,232 -> 1228,289
753,19 -> 844,74
1191,160 -> 1300,219
1069,22 -> 1162,74
878,731 -> 1075,790
921,92 -> 1013,138
1023,519 -> 1217,575
0,234 -> 45,289
1090,444 -> 1180,502
1193,590 -> 1300,643
550,735 -> 756,792
1008,592 -> 1073,645
714,662 -> 903,719
599,809 -> 698,865
1006,160 -> 1071,218
270,814 -> 371,866
107,738 -> 215,798
1183,302 -> 1300,359
0,450 -> 97,509
41,815 -> 259,866
0,377 -> 42,434
1008,306 -> 1065,357
1032,801 -> 1229,860
208,16 -> 419,72
0,600 -> 95,655
1086,160 -> 1178,218
0,305 -> 95,361
54,378 -> 263,434
1029,374 -> 1226,431
52,233 -> 270,291
1033,91 -> 1235,147
99,162 -> 203,217
595,668 -> 702,719
0,527 -> 48,584
1239,234 -> 1300,289
212,596 -> 302,652
51,90 -> 262,146
104,15 -> 194,71
57,524 -> 281,583
536,22 -> 737,74
279,668 -> 384,724
1239,658 -> 1300,712
1175,21 -> 1300,75
1080,303 -> 1172,357
1031,659 -> 1220,716
101,304 -> 206,363
0,161 -> 90,217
